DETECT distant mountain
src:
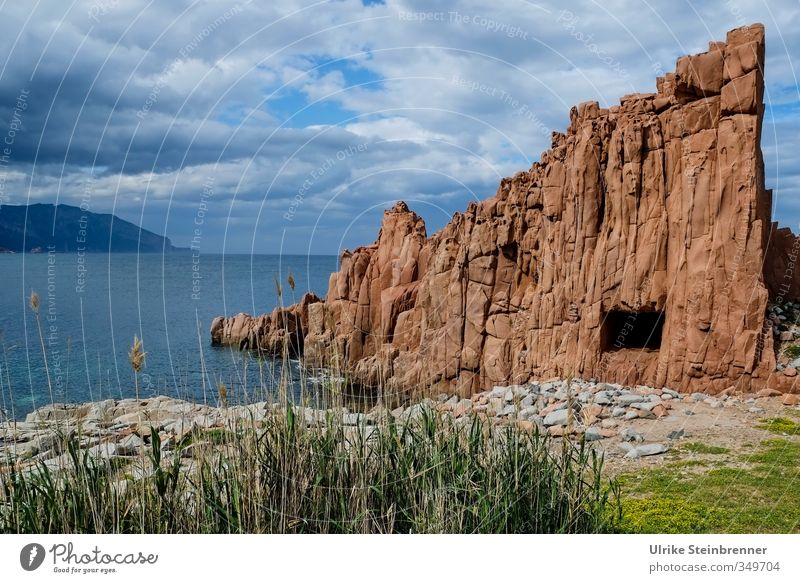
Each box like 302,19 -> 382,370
0,203 -> 181,253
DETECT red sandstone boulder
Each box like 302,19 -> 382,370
782,394 -> 800,406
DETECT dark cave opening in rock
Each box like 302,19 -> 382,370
601,309 -> 665,351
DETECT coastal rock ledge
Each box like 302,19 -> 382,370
212,24 -> 800,396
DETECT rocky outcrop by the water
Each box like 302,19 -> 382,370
212,24 -> 800,396
210,292 -> 322,356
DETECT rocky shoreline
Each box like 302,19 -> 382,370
3,378 -> 798,477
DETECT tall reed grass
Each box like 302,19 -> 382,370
0,408 -> 619,533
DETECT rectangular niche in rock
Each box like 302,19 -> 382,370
601,309 -> 665,352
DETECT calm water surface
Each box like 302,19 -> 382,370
0,253 -> 337,417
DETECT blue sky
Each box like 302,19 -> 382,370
0,0 -> 798,254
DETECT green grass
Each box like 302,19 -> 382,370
666,459 -> 710,468
679,442 -> 729,455
616,498 -> 719,534
616,439 -> 800,533
783,344 -> 800,360
757,417 -> 800,436
176,427 -> 234,449
0,408 -> 619,534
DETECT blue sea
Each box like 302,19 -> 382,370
0,253 -> 338,417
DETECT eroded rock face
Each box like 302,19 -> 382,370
213,24 -> 800,395
210,292 -> 322,356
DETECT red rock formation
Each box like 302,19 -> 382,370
210,292 -> 322,356
764,223 -> 800,301
212,24 -> 800,395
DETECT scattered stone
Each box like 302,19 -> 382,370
400,402 -> 434,423
116,434 -> 145,456
756,388 -> 783,398
621,428 -> 644,443
543,409 -> 570,427
540,401 -> 567,416
442,394 -> 459,409
453,399 -> 473,417
582,403 -> 604,419
618,442 -> 635,454
624,443 -> 669,458
636,443 -> 670,457
489,386 -> 507,398
584,427 -> 604,441
499,404 -> 516,417
782,394 -> 800,406
86,442 -> 119,461
25,403 -> 89,424
652,404 -> 669,417
163,419 -> 196,442
593,392 -> 613,405
667,429 -> 685,440
618,394 -> 645,405
517,420 -> 534,432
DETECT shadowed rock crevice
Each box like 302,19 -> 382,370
212,24 -> 800,396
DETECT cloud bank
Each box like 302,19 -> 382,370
0,0 -> 797,254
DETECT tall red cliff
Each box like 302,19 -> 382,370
212,24 -> 800,395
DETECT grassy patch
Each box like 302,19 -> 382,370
679,442 -> 729,455
783,343 -> 800,360
616,439 -> 800,533
667,459 -> 710,469
617,498 -> 718,534
757,417 -> 800,436
739,438 -> 800,465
